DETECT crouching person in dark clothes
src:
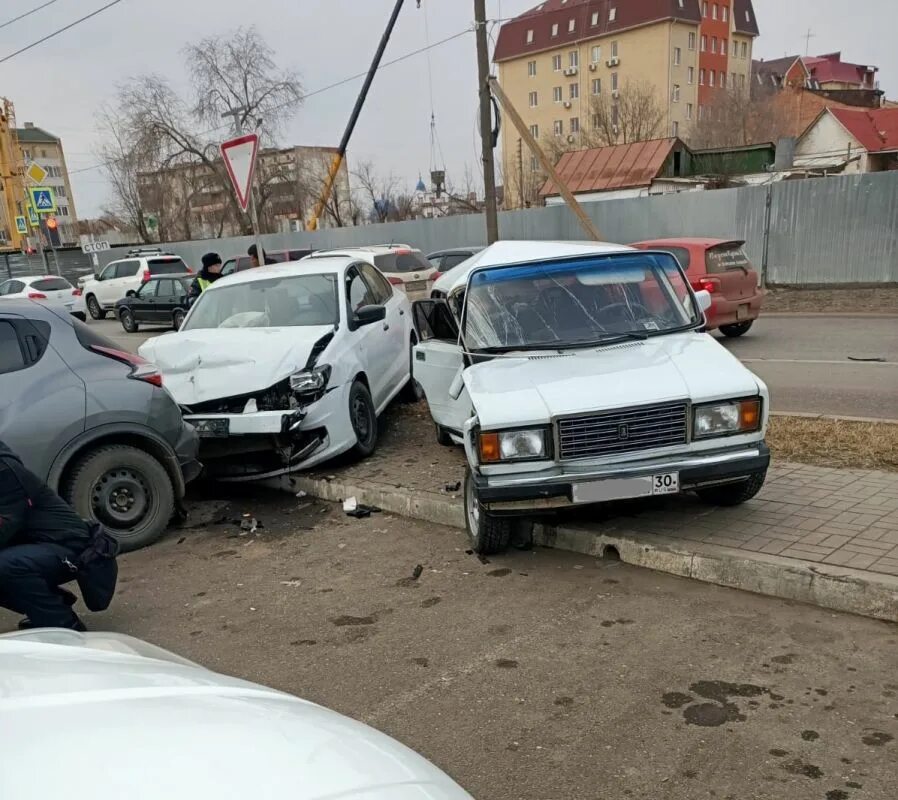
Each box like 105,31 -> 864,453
0,440 -> 119,631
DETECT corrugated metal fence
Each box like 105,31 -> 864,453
14,171 -> 894,286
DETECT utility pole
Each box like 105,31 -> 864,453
475,0 -> 499,243
222,108 -> 265,266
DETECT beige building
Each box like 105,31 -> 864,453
494,0 -> 759,207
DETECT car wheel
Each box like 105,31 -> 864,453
172,308 -> 186,330
86,295 -> 106,320
399,336 -> 424,403
697,471 -> 767,507
436,424 -> 454,446
119,308 -> 138,333
349,380 -> 378,458
464,468 -> 512,554
719,320 -> 753,338
63,445 -> 175,552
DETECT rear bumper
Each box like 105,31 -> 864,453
173,422 -> 202,488
707,291 -> 765,328
474,443 -> 770,511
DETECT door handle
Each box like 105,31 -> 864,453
383,323 -> 390,331
399,309 -> 405,316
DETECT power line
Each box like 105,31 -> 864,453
0,0 -> 62,31
0,0 -> 125,65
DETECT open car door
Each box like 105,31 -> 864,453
411,299 -> 472,436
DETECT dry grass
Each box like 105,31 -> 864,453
768,416 -> 898,472
764,287 -> 898,314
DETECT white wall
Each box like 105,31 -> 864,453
545,187 -> 647,205
795,112 -> 865,174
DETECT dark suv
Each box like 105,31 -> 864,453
0,301 -> 201,551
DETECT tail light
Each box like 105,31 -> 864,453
28,292 -> 47,299
691,278 -> 718,294
141,269 -> 151,283
72,288 -> 83,297
431,271 -> 442,280
387,276 -> 404,286
90,345 -> 163,387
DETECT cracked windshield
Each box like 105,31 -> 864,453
464,253 -> 699,351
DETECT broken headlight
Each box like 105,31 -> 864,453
290,365 -> 332,396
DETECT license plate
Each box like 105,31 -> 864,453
572,472 -> 679,504
736,304 -> 750,320
404,280 -> 427,292
651,472 -> 679,495
192,418 -> 230,438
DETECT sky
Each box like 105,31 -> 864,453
0,0 -> 892,219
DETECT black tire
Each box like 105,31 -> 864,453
464,468 -> 512,555
86,295 -> 106,320
399,336 -> 425,403
719,320 -> 753,338
119,308 -> 138,333
348,380 -> 378,459
697,471 -> 767,507
172,308 -> 186,330
436,424 -> 454,446
62,445 -> 175,552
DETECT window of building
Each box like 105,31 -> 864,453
686,102 -> 693,120
554,119 -> 564,136
530,124 -> 539,138
688,32 -> 696,51
611,71 -> 619,91
673,47 -> 681,66
531,156 -> 539,172
721,39 -> 727,56
745,9 -> 751,22
711,37 -> 718,54
740,73 -> 746,89
722,5 -> 728,21
568,18 -> 576,32
526,29 -> 534,43
672,120 -> 680,137
672,84 -> 680,102
712,4 -> 718,20
592,113 -> 600,128
610,40 -> 618,58
741,41 -> 748,59
591,45 -> 601,63
699,68 -> 706,85
551,23 -> 559,36
55,185 -> 66,198
58,205 -> 69,217
553,85 -> 563,102
720,72 -> 726,88
688,66 -> 695,84
569,82 -> 579,99
701,35 -> 707,52
22,149 -> 31,160
570,117 -> 580,133
609,7 -> 616,22
698,104 -> 705,120
528,60 -> 537,76
40,149 -> 47,158
732,71 -> 737,87
702,1 -> 708,17
592,78 -> 601,95
709,70 -> 715,87
569,50 -> 579,67
611,104 -> 619,126
529,91 -> 538,107
552,54 -> 562,71
591,11 -> 599,26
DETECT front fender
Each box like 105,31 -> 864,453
463,414 -> 479,473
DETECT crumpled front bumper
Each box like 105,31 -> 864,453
474,443 -> 770,511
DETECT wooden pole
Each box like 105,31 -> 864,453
475,0 -> 500,243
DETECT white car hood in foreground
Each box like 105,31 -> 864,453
138,326 -> 334,405
464,332 -> 761,429
0,631 -> 472,800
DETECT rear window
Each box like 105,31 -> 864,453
31,278 -> 72,291
657,246 -> 691,271
149,258 -> 189,275
705,244 -> 752,274
374,252 -> 432,274
73,318 -> 120,352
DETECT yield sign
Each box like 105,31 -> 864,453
220,133 -> 260,212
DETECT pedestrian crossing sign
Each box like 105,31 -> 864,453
27,203 -> 38,226
28,186 -> 56,214
14,216 -> 27,234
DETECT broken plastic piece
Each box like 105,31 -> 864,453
343,497 -> 358,512
444,481 -> 461,492
346,507 -> 371,519
412,564 -> 424,580
243,397 -> 258,413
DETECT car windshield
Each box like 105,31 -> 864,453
183,273 -> 339,331
463,252 -> 699,351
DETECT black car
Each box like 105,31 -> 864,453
115,274 -> 193,332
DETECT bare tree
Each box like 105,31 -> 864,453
686,87 -> 788,150
353,160 -> 401,223
589,80 -> 665,147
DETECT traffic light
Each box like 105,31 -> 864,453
45,217 -> 58,230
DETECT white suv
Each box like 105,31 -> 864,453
306,245 -> 437,301
82,249 -> 192,320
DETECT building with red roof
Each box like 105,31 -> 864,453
794,107 -> 898,173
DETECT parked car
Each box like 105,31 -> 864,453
427,247 -> 484,279
0,301 -> 201,551
411,241 -> 770,554
306,245 -> 437,300
0,274 -> 84,319
139,257 -> 419,481
0,629 -> 474,800
82,249 -> 192,321
631,238 -> 764,337
220,247 -> 314,276
114,274 -> 193,332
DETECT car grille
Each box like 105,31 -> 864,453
557,401 -> 688,461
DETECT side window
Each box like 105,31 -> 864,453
115,260 -> 140,278
221,260 -> 236,276
413,300 -> 459,343
138,281 -> 158,298
0,321 -> 25,373
346,268 -> 377,312
442,253 -> 471,270
0,281 -> 23,295
0,319 -> 49,374
359,264 -> 393,304
155,279 -> 176,298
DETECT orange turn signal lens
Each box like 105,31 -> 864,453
478,432 -> 501,463
739,399 -> 761,431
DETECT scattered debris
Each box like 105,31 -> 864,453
343,497 -> 358,512
847,356 -> 886,362
412,564 -> 424,580
177,536 -> 186,545
296,490 -> 308,498
343,497 -> 383,518
444,481 -> 461,493
280,580 -> 302,587
239,514 -> 262,535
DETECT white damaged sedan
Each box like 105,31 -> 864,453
139,257 -> 419,480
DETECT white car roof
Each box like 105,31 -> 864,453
208,256 -> 354,289
442,240 -> 635,294
3,275 -> 67,284
0,631 -> 471,800
312,244 -> 418,255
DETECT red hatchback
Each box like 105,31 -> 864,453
631,238 -> 765,337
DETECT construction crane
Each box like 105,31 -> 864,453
0,98 -> 26,251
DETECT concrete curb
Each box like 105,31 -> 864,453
292,474 -> 898,622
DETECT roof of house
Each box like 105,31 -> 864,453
827,107 -> 898,153
732,0 -> 760,35
15,126 -> 59,143
540,138 -> 681,196
770,86 -> 870,139
494,0 -> 702,63
804,52 -> 877,85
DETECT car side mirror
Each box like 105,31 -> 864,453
694,289 -> 712,313
354,304 -> 386,326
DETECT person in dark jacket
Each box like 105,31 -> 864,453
188,252 -> 224,303
248,244 -> 276,267
0,440 -> 118,631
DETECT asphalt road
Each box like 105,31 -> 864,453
3,493 -> 893,800
91,313 -> 898,420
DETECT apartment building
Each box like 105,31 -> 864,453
494,0 -> 759,206
16,122 -> 79,245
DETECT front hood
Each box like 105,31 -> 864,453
464,332 -> 761,429
138,326 -> 333,405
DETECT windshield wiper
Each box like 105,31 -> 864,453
589,331 -> 650,344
